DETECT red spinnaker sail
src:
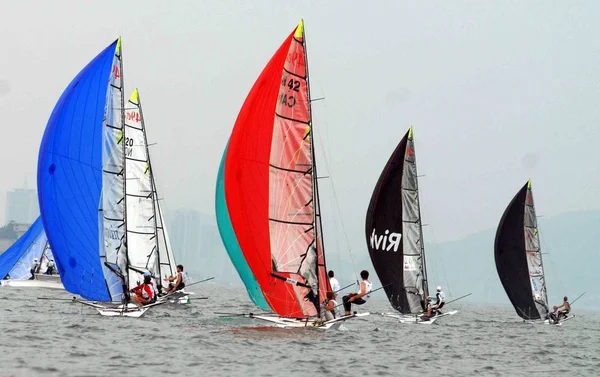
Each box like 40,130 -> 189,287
224,21 -> 328,318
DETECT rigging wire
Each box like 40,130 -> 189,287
536,216 -> 566,298
413,131 -> 451,297
311,93 -> 359,285
418,179 -> 452,298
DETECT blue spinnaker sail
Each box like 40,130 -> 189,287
0,217 -> 46,281
215,143 -> 269,310
37,40 -> 118,301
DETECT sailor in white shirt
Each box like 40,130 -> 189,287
342,270 -> 373,316
328,270 -> 340,297
321,291 -> 339,321
434,286 -> 446,313
29,258 -> 39,280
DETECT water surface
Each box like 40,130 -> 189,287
0,285 -> 597,376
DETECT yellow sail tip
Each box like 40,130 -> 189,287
408,125 -> 413,139
130,88 -> 139,103
116,36 -> 121,54
527,179 -> 532,188
294,19 -> 304,39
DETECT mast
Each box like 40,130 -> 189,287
301,21 -> 328,309
136,92 -> 162,280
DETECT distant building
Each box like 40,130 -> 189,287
5,187 -> 37,225
0,221 -> 29,255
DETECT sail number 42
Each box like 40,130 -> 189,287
279,75 -> 301,108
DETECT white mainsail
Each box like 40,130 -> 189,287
124,89 -> 158,289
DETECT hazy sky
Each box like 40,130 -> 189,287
1,1 -> 599,246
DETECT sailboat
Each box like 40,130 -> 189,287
37,38 -> 179,317
121,88 -> 191,305
365,127 -> 457,324
216,20 -> 368,329
495,180 -> 571,325
0,217 -> 63,289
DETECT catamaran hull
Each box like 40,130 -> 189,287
96,306 -> 149,318
33,274 -> 62,283
383,310 -> 458,324
528,314 -> 575,326
247,312 -> 370,330
76,300 -> 164,318
0,278 -> 64,290
157,290 -> 193,305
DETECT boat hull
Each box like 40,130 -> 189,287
247,312 -> 370,330
76,299 -> 164,318
0,277 -> 64,290
528,314 -> 575,326
383,310 -> 458,324
96,304 -> 149,318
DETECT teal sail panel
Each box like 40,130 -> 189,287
216,143 -> 269,310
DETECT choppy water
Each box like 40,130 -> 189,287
1,285 -> 598,377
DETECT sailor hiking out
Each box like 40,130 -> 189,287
549,296 -> 570,324
342,270 -> 372,316
164,264 -> 186,294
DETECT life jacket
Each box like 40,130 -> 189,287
136,283 -> 154,301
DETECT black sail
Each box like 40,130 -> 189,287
365,127 -> 428,314
495,180 -> 548,320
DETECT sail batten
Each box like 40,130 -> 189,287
495,181 -> 549,320
366,128 -> 428,314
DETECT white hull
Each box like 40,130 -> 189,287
76,300 -> 164,318
34,274 -> 62,283
0,278 -> 64,290
247,312 -> 370,330
383,310 -> 458,324
96,303 -> 149,318
530,314 -> 575,326
158,290 -> 193,305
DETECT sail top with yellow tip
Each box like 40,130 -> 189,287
217,20 -> 330,318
